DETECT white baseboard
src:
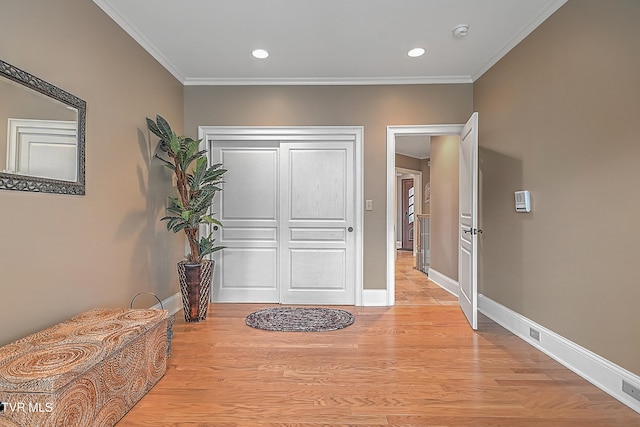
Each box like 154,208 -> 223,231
362,289 -> 389,306
478,294 -> 640,414
151,292 -> 183,316
428,269 -> 459,297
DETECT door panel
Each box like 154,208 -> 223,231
290,228 -> 346,241
220,148 -> 279,220
280,141 -> 355,305
222,227 -> 277,241
218,248 -> 279,301
212,143 -> 280,302
289,149 -> 347,220
458,113 -> 479,329
290,249 -> 346,290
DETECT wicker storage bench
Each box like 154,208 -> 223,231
0,308 -> 168,427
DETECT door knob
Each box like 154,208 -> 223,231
213,225 -> 219,231
347,227 -> 353,232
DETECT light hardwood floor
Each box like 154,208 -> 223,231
394,250 -> 458,306
118,251 -> 640,426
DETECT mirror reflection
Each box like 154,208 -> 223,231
0,59 -> 86,195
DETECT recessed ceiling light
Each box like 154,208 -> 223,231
252,49 -> 269,59
407,47 -> 425,58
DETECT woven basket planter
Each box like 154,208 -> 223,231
177,260 -> 213,322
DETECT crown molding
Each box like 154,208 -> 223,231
183,75 -> 473,86
92,0 -> 185,83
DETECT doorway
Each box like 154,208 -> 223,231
386,116 -> 479,328
395,168 -> 422,260
401,178 -> 414,251
387,125 -> 462,306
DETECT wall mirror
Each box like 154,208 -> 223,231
0,59 -> 86,195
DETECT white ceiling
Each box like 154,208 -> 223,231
93,0 -> 566,85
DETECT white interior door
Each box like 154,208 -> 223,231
458,112 -> 479,329
280,141 -> 355,305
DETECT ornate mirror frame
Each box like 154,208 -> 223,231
0,59 -> 86,195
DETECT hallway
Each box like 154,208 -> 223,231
394,250 -> 458,306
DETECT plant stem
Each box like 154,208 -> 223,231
185,227 -> 200,263
171,151 -> 200,263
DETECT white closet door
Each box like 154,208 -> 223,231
211,142 -> 280,302
279,141 -> 355,305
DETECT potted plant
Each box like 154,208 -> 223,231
147,115 -> 227,322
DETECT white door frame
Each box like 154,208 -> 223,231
199,126 -> 364,306
395,167 -> 422,257
386,125 -> 464,306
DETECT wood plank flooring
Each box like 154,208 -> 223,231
118,252 -> 640,426
394,250 -> 458,306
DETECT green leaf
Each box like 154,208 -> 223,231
173,223 -> 188,232
186,139 -> 199,157
146,118 -> 162,139
154,154 -> 176,171
155,115 -> 173,141
169,134 -> 181,156
168,196 -> 183,208
189,157 -> 207,190
201,216 -> 223,227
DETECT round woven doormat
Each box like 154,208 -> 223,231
245,307 -> 355,332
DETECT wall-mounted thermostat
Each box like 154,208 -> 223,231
515,191 -> 531,212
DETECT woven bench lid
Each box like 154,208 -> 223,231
0,308 -> 167,393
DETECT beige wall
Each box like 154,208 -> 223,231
185,85 -> 473,289
430,136 -> 459,280
395,153 -> 421,171
420,158 -> 430,215
474,0 -> 640,375
0,0 -> 185,345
